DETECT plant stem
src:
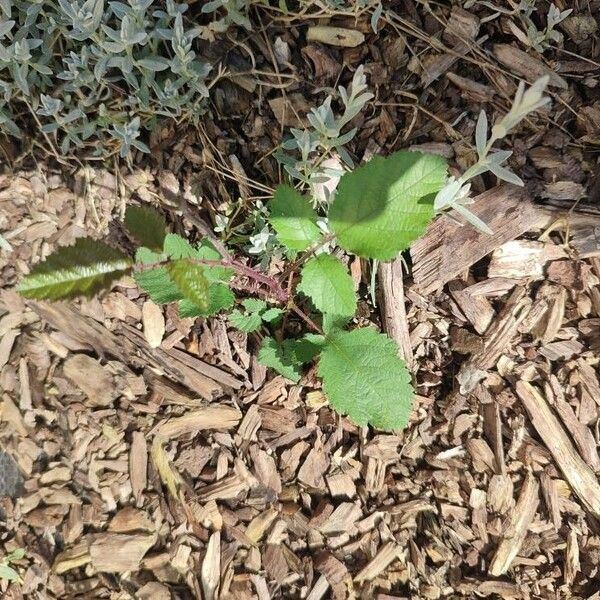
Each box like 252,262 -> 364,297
279,232 -> 336,281
136,258 -> 289,304
290,303 -> 323,335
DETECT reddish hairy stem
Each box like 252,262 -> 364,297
135,258 -> 289,304
290,303 -> 323,335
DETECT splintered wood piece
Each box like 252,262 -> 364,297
488,474 -> 539,576
89,533 -> 157,573
354,542 -> 403,583
318,502 -> 362,535
28,301 -> 234,399
141,300 -> 164,348
152,406 -> 241,498
411,185 -> 542,294
449,281 -> 495,335
315,551 -> 351,600
201,531 -> 221,600
458,287 -> 531,392
129,431 -> 147,507
516,381 -> 600,517
378,259 -> 414,369
493,44 -> 568,89
565,527 -> 580,587
488,240 -> 567,279
306,575 -> 330,600
63,354 -> 116,407
540,471 -> 561,530
155,405 -> 242,439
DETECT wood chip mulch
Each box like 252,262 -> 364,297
1,155 -> 600,600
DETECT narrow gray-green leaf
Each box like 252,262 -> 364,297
269,185 -> 322,251
18,238 -> 132,300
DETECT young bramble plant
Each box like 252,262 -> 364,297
18,150 -> 447,430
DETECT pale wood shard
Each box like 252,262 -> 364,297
488,240 -> 567,279
411,185 -> 543,294
515,381 -> 600,518
378,259 -> 414,369
201,531 -> 221,600
458,287 -> 531,392
449,281 -> 495,335
89,533 -> 157,573
493,44 -> 569,89
154,405 -> 242,439
63,354 -> 116,407
306,26 -> 365,48
306,575 -> 330,600
318,502 -> 362,536
540,471 -> 562,530
129,431 -> 147,507
565,527 -> 580,587
141,300 -> 164,348
354,542 -> 403,583
488,474 -> 539,576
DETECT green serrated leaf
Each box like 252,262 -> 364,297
163,233 -> 196,259
124,206 -> 167,251
179,283 -> 235,317
135,247 -> 164,264
166,259 -> 209,312
134,267 -> 182,304
297,255 -> 356,326
17,238 -> 132,300
242,298 -> 267,313
261,307 -> 284,323
258,335 -> 325,382
229,309 -> 263,332
329,151 -> 446,260
7,548 -> 25,561
318,327 -> 413,430
164,234 -> 233,283
269,185 -> 322,251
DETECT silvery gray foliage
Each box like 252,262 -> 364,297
0,0 -> 219,157
275,65 -> 374,204
435,76 -> 550,233
521,2 -> 572,52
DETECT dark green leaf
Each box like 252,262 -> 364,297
17,238 -> 132,300
124,205 -> 167,251
258,335 -> 324,382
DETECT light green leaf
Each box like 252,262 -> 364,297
0,563 -> 20,582
318,327 -> 413,430
261,307 -> 284,323
329,151 -> 446,260
179,283 -> 235,317
242,298 -> 267,312
17,238 -> 132,300
163,233 -> 196,259
164,234 -> 233,283
124,205 -> 167,252
134,267 -> 182,304
7,548 -> 25,561
297,255 -> 356,325
135,247 -> 164,264
258,335 -> 324,382
166,259 -> 210,312
229,309 -> 263,332
269,185 -> 322,251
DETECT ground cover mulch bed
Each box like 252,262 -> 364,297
1,0 -> 600,598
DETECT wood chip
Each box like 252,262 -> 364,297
516,381 -> 600,517
488,474 -> 539,576
142,300 -> 164,348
